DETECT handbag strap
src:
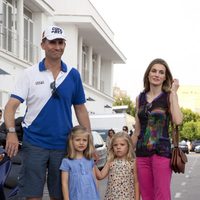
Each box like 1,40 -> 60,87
172,124 -> 179,148
167,92 -> 180,148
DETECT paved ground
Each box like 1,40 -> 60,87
42,179 -> 107,200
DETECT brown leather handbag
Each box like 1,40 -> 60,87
171,125 -> 188,173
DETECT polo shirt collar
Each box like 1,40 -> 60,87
39,59 -> 67,72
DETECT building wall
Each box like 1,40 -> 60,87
47,0 -> 114,41
178,85 -> 200,113
0,0 -> 125,120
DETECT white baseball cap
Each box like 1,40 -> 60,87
42,25 -> 66,41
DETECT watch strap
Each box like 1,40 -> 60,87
6,127 -> 16,133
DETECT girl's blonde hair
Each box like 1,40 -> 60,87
107,131 -> 134,162
67,125 -> 94,159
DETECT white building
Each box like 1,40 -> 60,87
0,0 -> 126,120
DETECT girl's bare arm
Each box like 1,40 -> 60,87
61,171 -> 70,200
95,162 -> 110,180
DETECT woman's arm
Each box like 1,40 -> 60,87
61,171 -> 70,200
170,79 -> 183,125
134,160 -> 140,200
131,96 -> 141,149
95,162 -> 110,180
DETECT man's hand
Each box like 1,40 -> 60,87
5,133 -> 19,157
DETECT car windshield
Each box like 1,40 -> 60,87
179,141 -> 187,145
92,131 -> 104,146
193,140 -> 200,145
93,129 -> 108,142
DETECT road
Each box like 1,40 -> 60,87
171,152 -> 200,199
42,152 -> 200,200
98,152 -> 200,200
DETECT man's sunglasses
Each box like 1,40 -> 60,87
50,81 -> 59,98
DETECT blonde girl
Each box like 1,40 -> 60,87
59,125 -> 100,200
95,132 -> 140,200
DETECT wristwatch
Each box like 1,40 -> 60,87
6,127 -> 16,133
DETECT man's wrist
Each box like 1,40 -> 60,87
6,127 -> 16,133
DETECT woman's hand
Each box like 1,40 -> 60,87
171,79 -> 179,93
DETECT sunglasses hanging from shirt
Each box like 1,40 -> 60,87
50,81 -> 60,98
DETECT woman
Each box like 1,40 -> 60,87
106,129 -> 115,150
132,58 -> 183,200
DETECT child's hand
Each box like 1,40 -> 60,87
93,150 -> 99,164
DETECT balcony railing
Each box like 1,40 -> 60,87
0,24 -> 39,64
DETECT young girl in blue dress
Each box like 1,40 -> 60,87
60,125 -> 100,200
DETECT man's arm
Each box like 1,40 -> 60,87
74,104 -> 91,132
4,98 -> 21,157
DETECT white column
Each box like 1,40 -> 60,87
0,0 -> 2,48
78,36 -> 83,76
17,0 -> 24,60
88,46 -> 93,85
110,62 -> 114,96
97,54 -> 101,90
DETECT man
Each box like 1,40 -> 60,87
4,25 -> 91,200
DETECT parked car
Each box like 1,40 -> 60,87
179,141 -> 189,154
92,131 -> 107,169
93,129 -> 108,142
93,128 -> 121,142
194,145 -> 200,153
191,140 -> 200,151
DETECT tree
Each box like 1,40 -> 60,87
181,121 -> 200,141
181,108 -> 200,124
113,96 -> 136,116
180,108 -> 200,140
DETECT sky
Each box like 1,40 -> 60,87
90,0 -> 200,100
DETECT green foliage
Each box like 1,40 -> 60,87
113,96 -> 135,116
181,108 -> 200,123
181,121 -> 200,140
180,108 -> 200,141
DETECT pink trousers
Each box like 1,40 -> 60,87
136,154 -> 172,200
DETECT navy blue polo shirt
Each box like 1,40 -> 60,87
11,59 -> 86,150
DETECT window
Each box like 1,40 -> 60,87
24,7 -> 35,63
0,0 -> 17,54
0,1 -> 38,63
92,54 -> 98,88
82,46 -> 89,84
